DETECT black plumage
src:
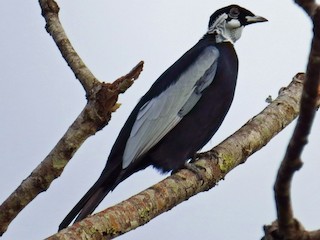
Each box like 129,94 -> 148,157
59,5 -> 267,230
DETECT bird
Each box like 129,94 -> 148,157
59,4 -> 267,230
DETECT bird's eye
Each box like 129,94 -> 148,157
229,7 -> 240,19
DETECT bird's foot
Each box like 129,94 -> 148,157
172,162 -> 206,183
184,162 -> 206,181
190,153 -> 201,163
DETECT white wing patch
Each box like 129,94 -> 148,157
122,46 -> 219,168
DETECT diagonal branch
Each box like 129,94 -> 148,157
39,0 -> 99,94
0,61 -> 143,237
0,0 -> 144,236
47,75 -> 313,240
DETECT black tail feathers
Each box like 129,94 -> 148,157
58,177 -> 113,231
58,162 -> 136,231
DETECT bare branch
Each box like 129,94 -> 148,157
263,221 -> 320,240
0,61 -> 143,236
271,2 -> 320,240
39,0 -> 99,94
0,0 -> 144,235
46,75 -> 311,240
1,0 -> 145,236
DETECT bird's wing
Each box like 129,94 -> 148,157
122,46 -> 220,168
178,60 -> 218,117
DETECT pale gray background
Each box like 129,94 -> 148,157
1,1 -> 319,239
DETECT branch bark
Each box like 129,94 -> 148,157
39,0 -> 98,94
46,75 -> 312,240
0,0 -> 144,236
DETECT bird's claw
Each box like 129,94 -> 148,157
190,154 -> 201,163
184,163 -> 206,182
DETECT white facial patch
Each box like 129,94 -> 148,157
207,13 -> 244,44
226,19 -> 241,29
229,26 -> 244,42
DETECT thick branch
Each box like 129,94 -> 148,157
46,75 -> 310,240
272,3 -> 320,240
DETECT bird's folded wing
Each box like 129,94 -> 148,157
122,46 -> 220,169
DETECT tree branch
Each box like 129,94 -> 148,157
47,75 -> 313,240
263,221 -> 320,240
39,0 -> 98,94
0,0 -> 144,236
264,2 -> 320,240
295,0 -> 318,16
0,61 -> 143,237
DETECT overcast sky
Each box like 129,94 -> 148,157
1,1 -> 319,239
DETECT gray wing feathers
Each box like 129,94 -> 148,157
122,46 -> 219,168
178,61 -> 218,117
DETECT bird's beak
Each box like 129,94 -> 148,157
246,15 -> 268,24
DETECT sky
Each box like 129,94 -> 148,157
0,1 -> 319,239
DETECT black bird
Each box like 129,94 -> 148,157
59,5 -> 267,230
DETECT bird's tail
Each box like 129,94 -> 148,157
58,179 -> 109,230
58,166 -> 122,231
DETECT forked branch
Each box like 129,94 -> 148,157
0,0 -> 143,236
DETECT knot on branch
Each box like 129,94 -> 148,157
84,84 -> 118,131
262,219 -> 307,240
95,83 -> 119,117
293,73 -> 306,83
85,61 -> 144,131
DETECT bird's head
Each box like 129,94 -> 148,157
207,5 -> 267,44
